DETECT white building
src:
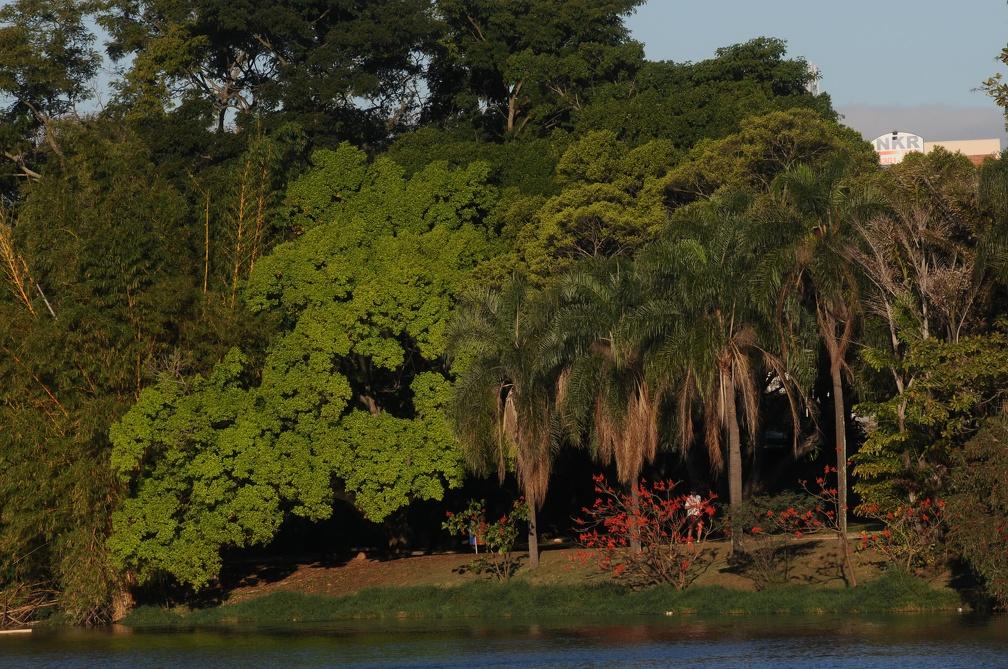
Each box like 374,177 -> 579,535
872,131 -> 1001,166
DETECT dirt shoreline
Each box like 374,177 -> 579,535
222,537 -> 930,604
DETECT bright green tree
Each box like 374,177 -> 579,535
108,349 -> 334,589
853,330 -> 1008,511
109,143 -> 495,588
512,131 -> 673,280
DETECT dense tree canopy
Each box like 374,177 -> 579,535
429,0 -> 645,136
0,121 -> 205,622
109,144 -> 496,587
3,0 -> 1008,623
573,37 -> 833,147
0,0 -> 98,185
102,0 -> 436,141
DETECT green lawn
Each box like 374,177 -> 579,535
124,570 -> 961,628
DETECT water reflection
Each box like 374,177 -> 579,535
1,615 -> 1006,669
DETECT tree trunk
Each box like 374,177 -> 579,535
526,497 -> 539,569
725,370 -> 743,552
384,508 -> 412,555
830,360 -> 857,586
359,393 -> 381,416
506,80 -> 524,134
629,481 -> 641,554
818,304 -> 856,585
725,375 -> 743,510
830,361 -> 848,538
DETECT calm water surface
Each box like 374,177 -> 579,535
1,615 -> 1006,669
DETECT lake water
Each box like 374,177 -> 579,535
2,615 -> 1006,669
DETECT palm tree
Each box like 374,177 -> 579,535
772,164 -> 885,547
541,258 -> 664,553
636,204 -> 802,528
446,276 -> 560,569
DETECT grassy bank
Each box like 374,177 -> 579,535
124,571 -> 961,627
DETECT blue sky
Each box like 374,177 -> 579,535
627,0 -> 1008,141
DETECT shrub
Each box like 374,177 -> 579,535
946,414 -> 1008,607
574,475 -> 718,590
443,499 -> 528,581
730,492 -> 821,590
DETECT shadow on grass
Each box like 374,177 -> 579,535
721,539 -> 823,584
134,551 -> 366,610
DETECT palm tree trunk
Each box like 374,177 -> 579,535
629,482 -> 642,554
526,497 -> 540,569
725,375 -> 743,510
725,370 -> 743,553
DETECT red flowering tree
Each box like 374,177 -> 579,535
858,497 -> 947,575
799,465 -> 858,586
574,475 -> 718,589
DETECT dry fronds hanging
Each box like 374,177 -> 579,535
614,380 -> 659,484
514,403 -> 553,509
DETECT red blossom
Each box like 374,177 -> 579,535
573,475 -> 719,589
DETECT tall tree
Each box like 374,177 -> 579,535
429,0 -> 645,137
0,0 -> 99,183
102,0 -> 435,140
851,150 -> 1003,510
543,258 -> 663,553
771,164 -> 885,543
0,120 -> 199,623
636,204 -> 799,523
447,277 -> 560,568
983,34 -> 1008,130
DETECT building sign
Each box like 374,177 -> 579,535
872,131 -> 925,166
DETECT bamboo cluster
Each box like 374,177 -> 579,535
0,207 -> 36,316
229,140 -> 272,306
